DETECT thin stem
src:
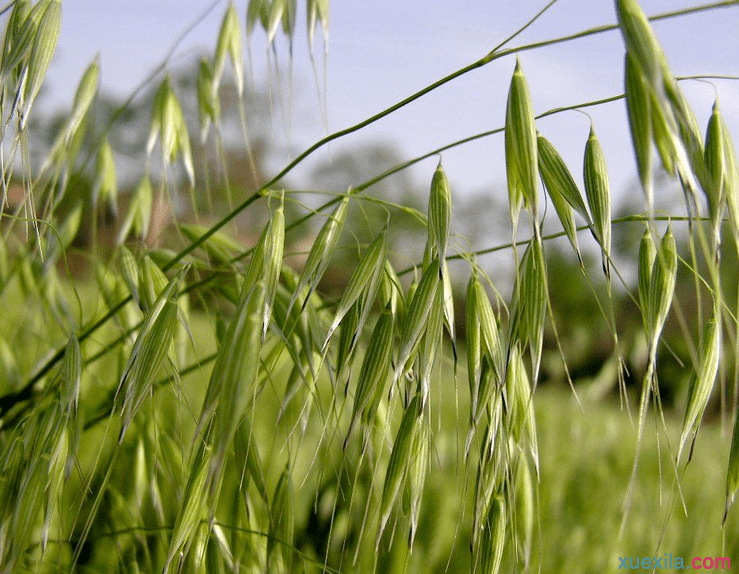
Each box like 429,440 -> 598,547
398,215 -> 709,276
160,1 -> 739,273
0,0 -> 17,19
490,1 -> 739,63
489,0 -> 561,55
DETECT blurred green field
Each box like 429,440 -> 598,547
380,377 -> 739,573
533,387 -> 737,572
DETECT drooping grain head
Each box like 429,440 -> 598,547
428,160 -> 451,265
93,137 -> 117,215
307,0 -> 330,48
324,230 -> 387,349
147,77 -> 194,185
624,53 -> 654,208
704,100 -> 726,235
118,269 -> 185,441
197,58 -> 220,142
637,227 -> 656,333
65,60 -> 99,145
214,2 -> 244,97
505,58 -> 538,229
346,305 -> 394,445
537,133 -> 587,260
583,125 -> 612,278
679,310 -> 720,462
394,258 -> 441,384
117,175 -> 153,244
377,395 -> 422,549
646,226 -> 677,344
61,335 -> 81,416
20,0 -> 61,128
615,0 -> 665,86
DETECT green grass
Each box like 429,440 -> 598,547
535,387 -> 737,572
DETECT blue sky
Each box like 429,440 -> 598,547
42,0 -> 739,208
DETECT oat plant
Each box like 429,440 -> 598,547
1,0 -> 739,572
